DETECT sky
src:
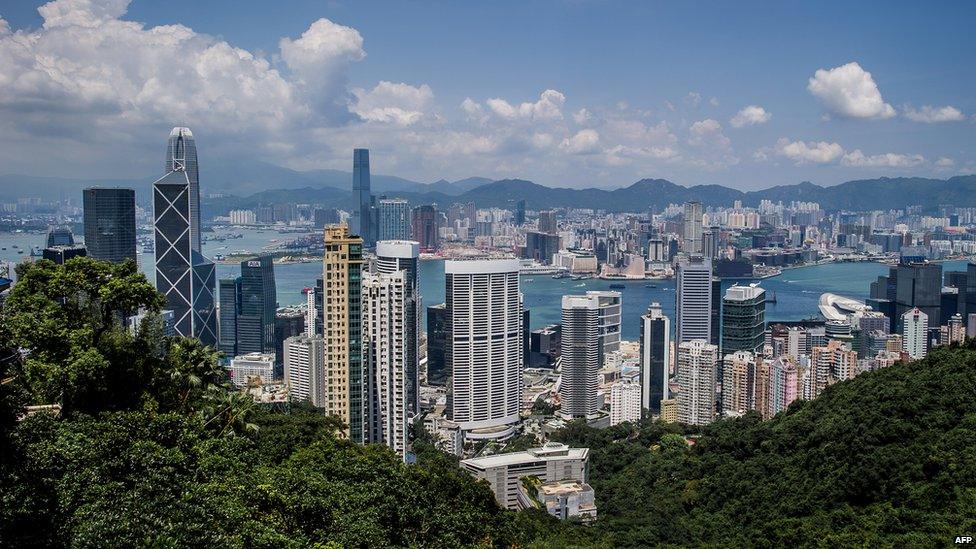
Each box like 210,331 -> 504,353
0,0 -> 974,190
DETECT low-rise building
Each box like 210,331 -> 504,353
227,352 -> 275,388
461,442 -> 590,510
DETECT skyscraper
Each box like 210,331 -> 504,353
378,199 -> 411,241
284,334 -> 326,406
83,188 -> 136,264
237,255 -> 277,354
682,201 -> 703,254
165,127 -> 201,252
426,303 -> 449,385
153,128 -> 216,346
363,270 -> 409,459
447,258 -> 523,440
538,210 -> 558,234
411,205 -> 439,252
514,199 -> 526,226
352,149 -> 374,247
323,224 -> 365,442
893,262 -> 942,333
218,277 -> 241,357
676,256 -> 713,343
702,228 -> 719,260
560,294 -> 602,419
902,307 -> 928,360
676,339 -> 718,426
374,240 -> 421,415
640,302 -> 670,414
609,380 -> 641,426
766,357 -> 798,418
721,350 -> 754,416
721,285 -> 766,355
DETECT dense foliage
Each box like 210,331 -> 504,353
2,258 -> 974,547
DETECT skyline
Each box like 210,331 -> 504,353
0,0 -> 974,190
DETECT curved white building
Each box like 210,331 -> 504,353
446,258 -> 523,439
818,293 -> 870,321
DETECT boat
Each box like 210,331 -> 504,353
644,284 -> 658,288
609,283 -> 626,290
551,272 -> 569,279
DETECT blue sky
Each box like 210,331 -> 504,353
0,0 -> 973,189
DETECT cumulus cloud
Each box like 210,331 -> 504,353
685,91 -> 702,107
903,105 -> 966,123
729,105 -> 771,128
774,138 -> 845,164
350,81 -> 433,125
807,62 -> 895,119
485,89 -> 565,120
841,150 -> 925,168
688,119 -> 731,148
573,108 -> 593,124
560,129 -> 601,154
935,157 -> 955,168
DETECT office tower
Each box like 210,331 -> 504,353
284,334 -> 326,406
83,188 -> 136,263
702,228 -> 719,260
314,207 -> 341,229
590,291 -> 622,354
46,226 -> 75,247
274,308 -> 305,375
226,352 -> 275,387
893,262 -> 942,333
322,224 -> 365,442
42,244 -> 86,264
411,204 -> 439,252
640,302 -> 670,415
722,285 -> 766,355
446,258 -> 523,440
314,277 -> 325,336
676,339 -> 718,426
218,277 -> 241,357
165,127 -> 201,252
374,240 -> 421,415
560,294 -> 601,419
610,380 -> 641,426
902,307 -> 928,360
967,263 -> 976,328
426,303 -> 449,385
378,199 -> 411,241
524,231 -> 561,264
514,199 -> 526,226
362,271 -> 409,459
682,201 -> 703,254
721,350 -> 754,416
647,237 -> 665,262
303,287 -> 316,337
236,256 -> 277,355
710,277 -> 722,348
676,256 -> 713,343
152,134 -> 217,346
766,357 -> 798,418
538,210 -> 558,234
352,148 -> 374,246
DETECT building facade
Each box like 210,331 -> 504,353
722,284 -> 767,356
283,334 -> 326,406
374,240 -> 421,415
377,199 -> 411,241
676,339 -> 718,426
676,256 -> 713,344
83,187 -> 136,264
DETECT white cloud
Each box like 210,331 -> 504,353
485,89 -> 565,120
807,62 -> 895,119
729,105 -> 771,128
841,150 -> 925,168
560,129 -> 601,154
935,156 -> 955,168
688,119 -> 731,148
709,97 -> 720,107
573,108 -> 593,124
685,91 -> 702,107
774,138 -> 845,164
530,132 -> 555,149
38,0 -> 130,28
903,105 -> 966,123
350,81 -> 433,125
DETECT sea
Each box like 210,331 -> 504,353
3,229 -> 970,340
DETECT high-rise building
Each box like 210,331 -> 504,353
676,339 -> 718,426
283,334 -> 326,406
322,224 -> 365,442
893,262 -> 942,333
426,303 -> 449,385
237,256 -> 277,355
352,149 -> 374,247
682,201 -> 703,254
411,205 -> 439,252
721,350 -> 754,416
362,270 -> 409,459
640,302 -> 670,415
610,380 -> 641,426
702,228 -> 719,260
83,188 -> 136,264
902,307 -> 928,360
42,244 -> 86,264
165,127 -> 201,252
313,208 -> 340,228
810,340 -> 857,396
446,258 -> 523,440
46,226 -> 75,247
722,285 -> 766,355
153,128 -> 216,346
560,294 -> 602,419
766,357 -> 798,418
218,277 -> 241,357
590,291 -> 622,355
676,256 -> 713,343
538,210 -> 558,234
524,231 -> 561,264
374,240 -> 421,415
274,308 -> 305,374
378,199 -> 411,241
514,199 -> 526,226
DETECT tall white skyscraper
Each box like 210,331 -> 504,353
374,240 -> 421,416
590,291 -> 622,355
446,258 -> 523,440
682,201 -> 703,254
283,334 -> 326,406
560,294 -> 601,419
363,270 -> 409,459
902,307 -> 928,360
610,380 -> 642,426
640,302 -> 670,414
676,339 -> 718,426
676,256 -> 713,344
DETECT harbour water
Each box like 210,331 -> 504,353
2,230 -> 969,340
